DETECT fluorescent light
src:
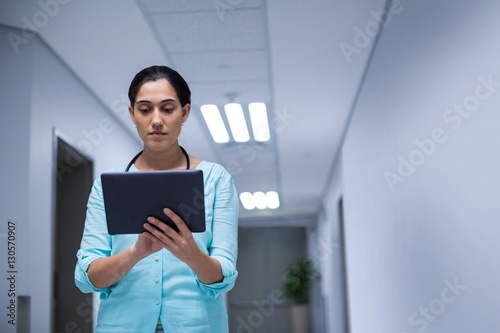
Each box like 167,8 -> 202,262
224,103 -> 250,142
266,191 -> 280,209
200,104 -> 229,143
239,192 -> 255,210
240,191 -> 281,210
253,191 -> 267,209
248,102 -> 270,142
202,102 -> 270,144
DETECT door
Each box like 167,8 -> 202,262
53,137 -> 94,332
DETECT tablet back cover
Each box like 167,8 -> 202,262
101,170 -> 205,234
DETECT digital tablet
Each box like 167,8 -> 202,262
101,170 -> 205,235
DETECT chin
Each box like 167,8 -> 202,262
146,141 -> 175,151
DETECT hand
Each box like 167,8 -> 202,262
142,208 -> 203,265
133,231 -> 163,259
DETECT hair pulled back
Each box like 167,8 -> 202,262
128,65 -> 191,107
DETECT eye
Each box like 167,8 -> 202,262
162,107 -> 174,113
138,107 -> 150,114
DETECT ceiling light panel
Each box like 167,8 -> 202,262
200,104 -> 230,143
248,102 -> 270,142
239,192 -> 255,210
224,103 -> 250,142
253,191 -> 267,210
238,191 -> 281,210
266,191 -> 280,209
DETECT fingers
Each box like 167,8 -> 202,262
136,232 -> 162,255
162,208 -> 190,234
143,221 -> 173,244
144,209 -> 199,264
144,208 -> 189,241
145,216 -> 170,233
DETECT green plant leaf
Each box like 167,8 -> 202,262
281,258 -> 314,303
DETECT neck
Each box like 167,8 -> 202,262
138,144 -> 187,171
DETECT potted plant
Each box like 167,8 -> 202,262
282,258 -> 314,333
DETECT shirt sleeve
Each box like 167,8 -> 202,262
74,174 -> 112,297
196,166 -> 239,299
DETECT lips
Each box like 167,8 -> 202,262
149,131 -> 166,137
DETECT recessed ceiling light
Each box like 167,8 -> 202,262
201,102 -> 270,144
266,191 -> 280,209
248,102 -> 270,142
224,103 -> 250,143
239,192 -> 255,210
200,104 -> 229,143
253,191 -> 267,209
239,191 -> 281,210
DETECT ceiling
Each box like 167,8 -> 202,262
0,0 -> 385,220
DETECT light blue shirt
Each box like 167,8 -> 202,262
74,161 -> 238,332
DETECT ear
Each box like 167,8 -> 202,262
128,105 -> 136,125
181,104 -> 191,124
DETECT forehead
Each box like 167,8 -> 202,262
136,79 -> 179,102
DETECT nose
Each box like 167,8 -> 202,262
151,109 -> 163,127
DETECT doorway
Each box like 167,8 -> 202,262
227,227 -> 307,333
53,136 -> 94,332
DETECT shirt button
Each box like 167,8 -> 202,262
155,300 -> 160,306
155,256 -> 159,262
155,277 -> 160,284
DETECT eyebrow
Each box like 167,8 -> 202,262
135,98 -> 178,104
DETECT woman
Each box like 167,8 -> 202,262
75,65 -> 239,332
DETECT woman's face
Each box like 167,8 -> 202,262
129,79 -> 190,152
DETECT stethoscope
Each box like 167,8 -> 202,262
125,146 -> 190,172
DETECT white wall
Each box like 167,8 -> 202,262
0,23 -> 34,332
341,0 -> 500,332
0,25 -> 140,332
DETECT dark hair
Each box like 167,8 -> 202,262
128,65 -> 191,107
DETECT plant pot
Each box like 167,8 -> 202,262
290,303 -> 310,333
